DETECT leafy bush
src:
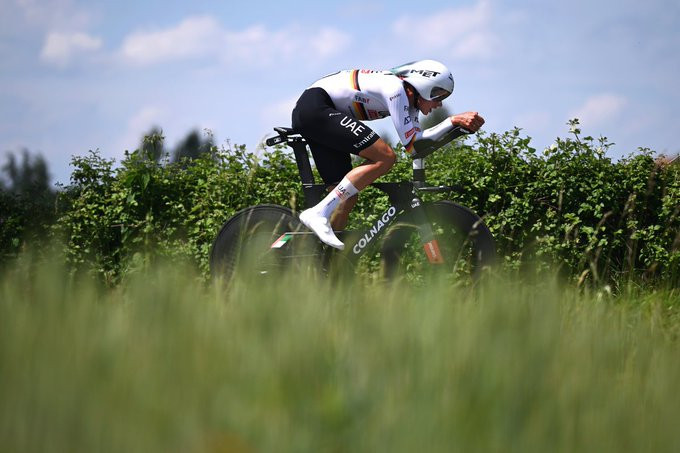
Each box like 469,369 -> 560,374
3,123 -> 679,286
0,151 -> 56,266
351,120 -> 679,286
51,144 -> 303,284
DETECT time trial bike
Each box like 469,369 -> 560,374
210,126 -> 496,284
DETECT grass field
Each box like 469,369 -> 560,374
1,259 -> 680,452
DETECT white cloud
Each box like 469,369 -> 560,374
569,93 -> 628,128
312,28 -> 353,58
222,25 -> 290,65
392,0 -> 499,59
121,16 -> 223,65
222,25 -> 351,65
451,33 -> 498,59
40,31 -> 102,66
118,15 -> 353,67
14,0 -> 92,30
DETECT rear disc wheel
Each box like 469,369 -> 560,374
210,204 -> 322,283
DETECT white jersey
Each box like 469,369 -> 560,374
310,69 -> 422,154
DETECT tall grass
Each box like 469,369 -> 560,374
1,258 -> 679,452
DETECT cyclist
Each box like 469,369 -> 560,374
292,59 -> 485,249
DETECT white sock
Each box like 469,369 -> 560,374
312,176 -> 359,218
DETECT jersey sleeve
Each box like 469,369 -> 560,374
385,86 -> 422,154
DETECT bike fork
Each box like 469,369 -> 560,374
410,201 -> 444,265
418,223 -> 444,264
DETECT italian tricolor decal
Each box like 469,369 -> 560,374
271,233 -> 293,249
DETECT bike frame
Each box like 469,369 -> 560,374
337,181 -> 444,265
265,128 -> 468,267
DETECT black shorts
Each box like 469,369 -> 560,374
291,88 -> 379,185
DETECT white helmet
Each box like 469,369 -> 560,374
391,59 -> 454,101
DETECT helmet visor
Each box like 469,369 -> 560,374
430,86 -> 452,101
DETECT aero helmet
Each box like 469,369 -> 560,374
391,59 -> 454,101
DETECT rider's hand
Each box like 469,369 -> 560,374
450,112 -> 485,132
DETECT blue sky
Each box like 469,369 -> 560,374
1,0 -> 679,184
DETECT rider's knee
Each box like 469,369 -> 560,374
374,140 -> 396,170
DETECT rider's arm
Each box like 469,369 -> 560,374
419,117 -> 459,142
412,112 -> 484,158
412,118 -> 469,158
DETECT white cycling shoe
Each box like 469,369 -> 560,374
299,209 -> 345,250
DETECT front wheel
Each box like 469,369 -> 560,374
380,201 -> 496,284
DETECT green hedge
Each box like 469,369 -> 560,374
2,124 -> 679,286
51,145 -> 303,284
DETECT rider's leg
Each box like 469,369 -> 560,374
300,139 -> 395,249
344,139 -> 396,189
330,194 -> 358,230
330,140 -> 395,229
308,138 -> 394,218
